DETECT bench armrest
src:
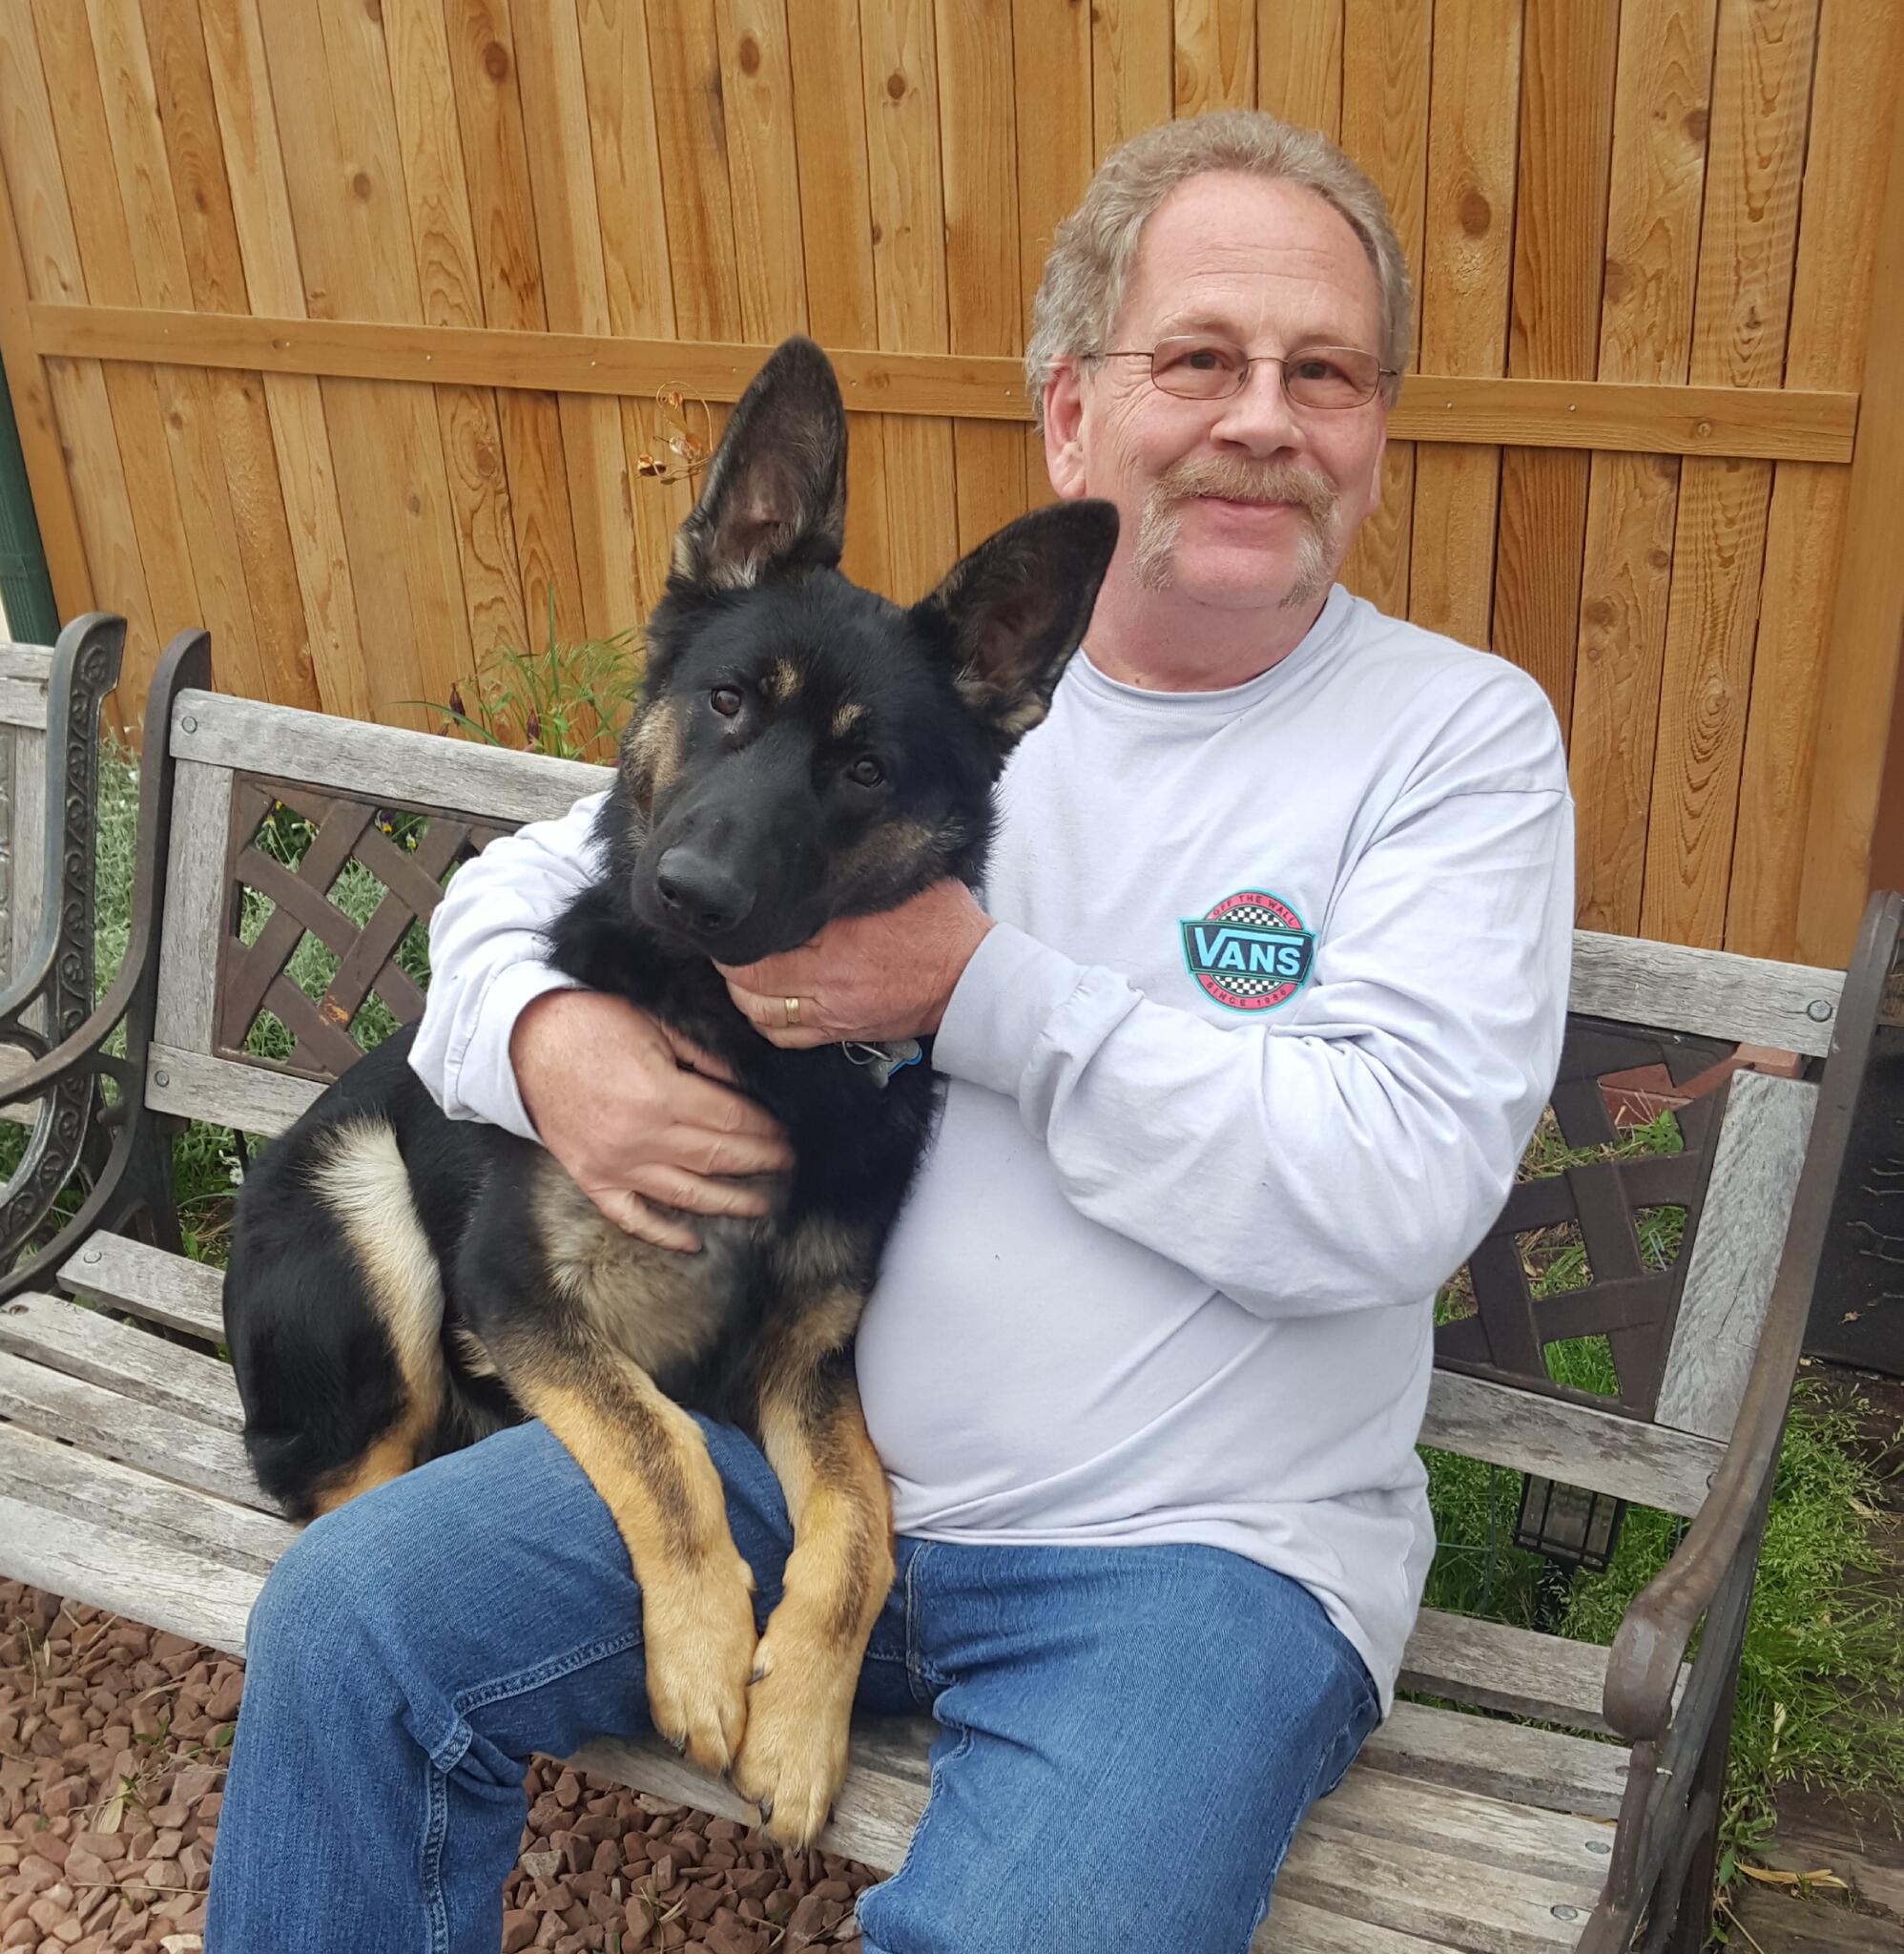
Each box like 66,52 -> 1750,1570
1602,887 -> 1903,1742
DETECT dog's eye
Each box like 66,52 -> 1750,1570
845,756 -> 886,789
709,685 -> 743,718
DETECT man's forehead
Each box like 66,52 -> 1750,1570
1117,173 -> 1380,341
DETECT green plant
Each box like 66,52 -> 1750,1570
403,595 -> 643,760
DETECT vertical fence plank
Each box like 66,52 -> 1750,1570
1641,0 -> 1815,948
1795,63 -> 1904,963
1255,0 -> 1337,136
1091,0 -> 1171,164
1407,0 -> 1520,650
937,0 -> 1025,561
1175,0 -> 1254,116
785,1 -> 889,595
197,0 -> 373,722
509,0 -> 646,645
1569,0 -> 1718,935
29,0 -> 203,728
443,0 -> 589,655
1729,2 -> 1904,957
380,0 -> 531,673
1490,0 -> 1617,739
0,0 -> 153,671
1337,0 -> 1425,619
861,0 -> 956,603
714,0 -> 805,343
256,0 -> 472,721
575,0 -> 693,628
139,0 -> 321,716
1014,0 -> 1091,514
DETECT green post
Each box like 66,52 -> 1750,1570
0,364 -> 58,643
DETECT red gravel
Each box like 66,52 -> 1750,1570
2,1581 -> 880,1953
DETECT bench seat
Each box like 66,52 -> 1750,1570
8,1263 -> 1630,1954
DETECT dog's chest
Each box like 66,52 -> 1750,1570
530,1163 -> 763,1376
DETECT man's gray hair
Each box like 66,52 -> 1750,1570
1024,110 -> 1413,429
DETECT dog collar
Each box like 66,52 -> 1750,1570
840,1038 -> 922,1090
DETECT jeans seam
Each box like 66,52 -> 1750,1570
423,1765 -> 452,1954
431,1627 -> 642,1769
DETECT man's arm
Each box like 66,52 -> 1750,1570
411,790 -> 792,1252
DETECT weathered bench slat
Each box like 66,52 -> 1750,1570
1655,1071 -> 1817,1440
1253,1901 -> 1467,1954
0,1289 -> 239,1429
0,1492 -> 261,1657
0,1351 -> 263,1508
65,1230 -> 226,1340
1397,1609 -> 1609,1731
0,1423 -> 294,1574
153,760 -> 234,1060
146,1040 -> 324,1134
171,689 -> 608,825
1422,1370 -> 1720,1518
1315,1768 -> 1612,1886
0,676 -> 48,731
1276,1827 -> 1598,1954
1361,1703 -> 1627,1820
1565,932 -> 1840,1059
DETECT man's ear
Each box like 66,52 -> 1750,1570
911,501 -> 1119,753
671,336 -> 847,592
1041,364 -> 1090,501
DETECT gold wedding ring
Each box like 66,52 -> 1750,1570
783,996 -> 801,1029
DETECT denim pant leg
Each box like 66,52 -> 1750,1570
860,1542 -> 1380,1954
205,1417 -> 913,1954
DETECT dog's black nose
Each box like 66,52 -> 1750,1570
654,848 -> 754,938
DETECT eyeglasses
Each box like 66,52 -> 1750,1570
1077,335 -> 1394,410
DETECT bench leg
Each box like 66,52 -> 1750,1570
1661,1681 -> 1737,1953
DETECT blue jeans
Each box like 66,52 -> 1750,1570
206,1418 -> 1377,1954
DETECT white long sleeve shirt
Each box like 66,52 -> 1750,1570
411,585 -> 1574,1709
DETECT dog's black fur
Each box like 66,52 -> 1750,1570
221,336 -> 1115,1835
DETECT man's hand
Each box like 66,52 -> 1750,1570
719,880 -> 995,1049
511,990 -> 793,1253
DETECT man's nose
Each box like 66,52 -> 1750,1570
1208,360 -> 1304,455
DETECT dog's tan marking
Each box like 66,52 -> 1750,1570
821,817 -> 965,912
304,1120 -> 445,1511
731,1290 -> 893,1846
308,1432 -> 415,1518
624,699 -> 681,817
506,1362 -> 758,1774
830,701 -> 866,739
532,1165 -> 751,1377
760,657 -> 801,703
449,1323 -> 500,1380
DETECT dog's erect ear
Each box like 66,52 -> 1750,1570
671,337 -> 847,592
911,501 -> 1119,750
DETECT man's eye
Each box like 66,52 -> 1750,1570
710,686 -> 743,717
845,756 -> 886,789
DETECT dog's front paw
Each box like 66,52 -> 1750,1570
640,1552 -> 757,1775
730,1603 -> 857,1847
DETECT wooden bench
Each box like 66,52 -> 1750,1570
1,613 -> 1896,1954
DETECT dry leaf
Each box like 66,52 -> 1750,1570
1738,1863 -> 1849,1890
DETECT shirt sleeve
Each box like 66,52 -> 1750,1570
932,689 -> 1575,1320
408,790 -> 610,1138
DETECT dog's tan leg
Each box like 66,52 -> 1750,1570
507,1347 -> 758,1775
731,1295 -> 895,1846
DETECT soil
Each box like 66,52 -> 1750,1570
0,1579 -> 879,1954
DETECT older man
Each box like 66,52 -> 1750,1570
207,111 -> 1571,1954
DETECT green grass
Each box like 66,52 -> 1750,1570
10,750 -> 1904,1907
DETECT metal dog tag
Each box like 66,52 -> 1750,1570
841,1037 -> 923,1090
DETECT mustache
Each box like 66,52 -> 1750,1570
1153,454 -> 1337,525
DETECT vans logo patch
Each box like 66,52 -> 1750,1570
1181,890 -> 1314,1012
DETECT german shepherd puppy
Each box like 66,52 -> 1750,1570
223,336 -> 1117,1842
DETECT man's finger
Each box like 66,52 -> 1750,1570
663,1066 -> 790,1142
628,1163 -> 777,1220
670,1126 -> 795,1178
584,1183 -> 701,1254
656,1021 -> 738,1083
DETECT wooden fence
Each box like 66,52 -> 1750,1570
0,0 -> 1900,965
